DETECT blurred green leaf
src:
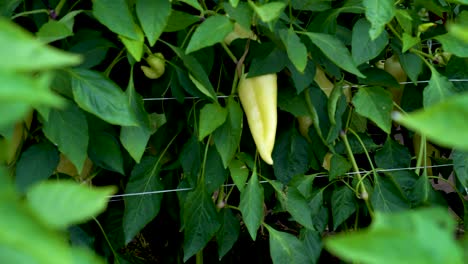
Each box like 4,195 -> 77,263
0,18 -> 81,71
394,92 -> 468,151
325,208 -> 463,264
248,1 -> 286,23
26,181 -> 115,229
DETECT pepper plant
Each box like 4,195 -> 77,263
1,0 -> 468,263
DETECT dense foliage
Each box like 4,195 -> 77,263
1,0 -> 467,263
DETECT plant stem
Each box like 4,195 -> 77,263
340,131 -> 369,201
11,9 -> 49,19
93,217 -> 120,264
221,42 -> 238,64
104,48 -> 126,77
200,135 -> 211,183
196,250 -> 203,264
415,134 -> 426,175
387,22 -> 402,42
54,0 -> 67,16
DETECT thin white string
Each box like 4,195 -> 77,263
142,79 -> 468,101
107,163 -> 454,201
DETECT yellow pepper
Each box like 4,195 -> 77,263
238,73 -> 277,165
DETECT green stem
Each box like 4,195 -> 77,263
104,48 -> 126,77
387,22 -> 402,42
196,250 -> 203,264
340,131 -> 368,199
221,42 -> 238,64
11,9 -> 49,19
93,217 -> 120,264
415,134 -> 426,175
304,88 -> 328,146
200,135 -> 211,183
54,0 -> 67,16
410,48 -> 435,60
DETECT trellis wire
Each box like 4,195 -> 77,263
107,163 -> 454,202
142,79 -> 468,101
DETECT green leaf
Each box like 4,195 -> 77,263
120,69 -> 153,163
300,229 -> 323,264
123,156 -> 164,243
15,142 -> 59,193
0,71 -> 64,126
435,33 -> 468,58
36,20 -> 73,44
329,154 -> 352,180
285,187 -> 315,230
393,93 -> 468,151
0,0 -> 21,17
70,69 -> 139,126
265,224 -> 313,264
288,60 -> 316,94
228,159 -> 249,192
88,131 -> 124,174
164,10 -> 200,32
166,44 -> 217,100
239,170 -> 264,240
291,0 -> 331,11
248,46 -> 288,77
375,138 -> 411,169
371,175 -> 410,213
423,67 -> 456,107
331,186 -> 356,230
402,33 -> 420,53
216,208 -> 240,260
119,33 -> 145,62
204,146 -> 229,193
213,97 -> 243,168
395,9 -> 413,34
325,208 -> 463,264
136,0 -> 171,46
26,181 -> 115,229
69,35 -> 115,69
453,150 -> 468,192
183,185 -> 221,261
352,18 -> 389,65
352,86 -> 393,134
399,52 -> 423,84
186,15 -> 234,54
304,32 -> 365,77
279,28 -> 308,73
92,0 -> 141,40
179,0 -> 203,12
199,103 -> 228,141
42,103 -> 89,174
224,2 -> 253,30
363,0 -> 395,40
248,1 -> 286,23
0,18 -> 81,71
273,127 -> 312,184
0,197 -> 74,264
180,136 -> 202,186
